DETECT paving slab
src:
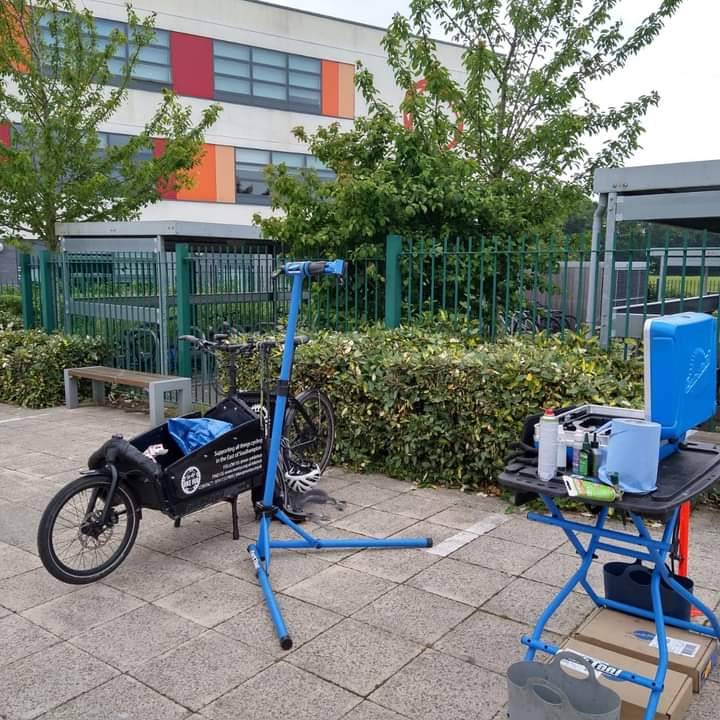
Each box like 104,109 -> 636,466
225,550 -> 331,592
154,572 -> 262,627
0,641 -> 117,720
451,534 -> 550,575
428,505 -> 508,531
369,649 -> 505,720
521,547 -> 609,591
390,520 -> 463,546
136,516 -> 226,554
333,508 -> 418,538
72,603 -> 204,671
0,503 -> 43,554
434,610 -> 562,674
284,564 -> 395,616
341,701 -> 409,720
353,584 -> 473,645
488,516 -> 566,550
204,661 -> 360,720
408,557 -> 512,607
0,541 -> 41,579
330,483 -> 401,508
37,674 -> 188,720
350,472 -> 414,494
340,547 -> 439,583
101,545 -> 214,601
483,577 -> 595,635
173,532 -> 251,572
216,593 -> 343,658
372,492 -> 451,520
686,674 -> 720,719
289,617 -> 422,695
130,629 -> 273,711
23,583 -> 144,639
0,614 -> 60,668
0,567 -> 82,612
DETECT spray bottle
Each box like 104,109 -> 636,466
538,408 -> 559,481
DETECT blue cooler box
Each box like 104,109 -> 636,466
542,313 -> 717,460
644,312 -> 717,444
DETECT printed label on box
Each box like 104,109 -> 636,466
648,635 -> 701,659
561,649 -> 624,681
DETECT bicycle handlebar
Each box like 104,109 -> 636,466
179,334 -> 310,354
278,260 -> 345,278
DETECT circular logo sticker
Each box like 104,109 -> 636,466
180,466 -> 202,495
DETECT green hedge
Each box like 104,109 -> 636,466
0,329 -> 107,408
228,327 -> 644,488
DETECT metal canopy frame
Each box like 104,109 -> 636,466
592,160 -> 720,346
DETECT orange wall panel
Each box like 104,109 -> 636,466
321,60 -> 339,117
177,144 -> 216,202
337,63 -> 355,119
214,145 -> 236,203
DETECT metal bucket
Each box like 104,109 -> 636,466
507,651 -> 621,720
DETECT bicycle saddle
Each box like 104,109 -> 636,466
88,437 -> 162,479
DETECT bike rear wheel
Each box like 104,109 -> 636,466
37,475 -> 140,584
285,389 -> 336,472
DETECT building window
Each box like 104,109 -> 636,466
39,12 -> 171,86
235,148 -> 333,204
213,41 -> 321,113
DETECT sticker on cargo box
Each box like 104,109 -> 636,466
181,466 -> 202,495
561,650 -> 623,680
648,634 -> 701,659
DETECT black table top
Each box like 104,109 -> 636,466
498,441 -> 720,520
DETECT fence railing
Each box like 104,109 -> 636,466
13,229 -> 720,398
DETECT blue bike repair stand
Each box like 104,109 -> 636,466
247,260 -> 433,650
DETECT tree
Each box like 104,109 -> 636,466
0,1 -> 221,249
257,0 -> 682,259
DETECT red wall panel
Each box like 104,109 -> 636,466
321,60 -> 339,117
0,123 -> 10,147
171,32 -> 214,99
153,138 -> 177,200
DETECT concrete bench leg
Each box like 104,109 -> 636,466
177,379 -> 193,416
148,382 -> 166,428
92,380 -> 106,406
64,370 -> 79,409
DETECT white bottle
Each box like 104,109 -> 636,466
556,427 -> 567,469
538,408 -> 559,481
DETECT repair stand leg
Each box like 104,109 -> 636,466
248,265 -> 431,650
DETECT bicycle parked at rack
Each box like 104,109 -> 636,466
36,333 -> 336,584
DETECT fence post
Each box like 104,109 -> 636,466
19,253 -> 34,329
38,249 -> 56,333
175,243 -> 192,377
385,234 -> 402,328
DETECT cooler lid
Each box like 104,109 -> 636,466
644,312 -> 717,439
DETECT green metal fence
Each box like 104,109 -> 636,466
14,226 -> 720,404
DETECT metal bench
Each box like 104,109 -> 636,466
64,366 -> 193,427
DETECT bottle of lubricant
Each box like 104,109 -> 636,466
538,408 -> 559,481
578,432 -> 592,477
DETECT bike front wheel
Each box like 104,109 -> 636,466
285,389 -> 336,472
37,475 -> 140,584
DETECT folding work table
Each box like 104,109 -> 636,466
499,440 -> 720,720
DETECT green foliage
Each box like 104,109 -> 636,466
257,0 -> 681,259
0,328 -> 106,407
0,289 -> 22,329
0,1 -> 221,250
227,327 -> 643,488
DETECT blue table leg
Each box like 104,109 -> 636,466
523,500 -> 720,720
523,502 -> 609,661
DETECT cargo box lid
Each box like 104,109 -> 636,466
644,312 -> 717,439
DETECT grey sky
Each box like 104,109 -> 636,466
272,0 -> 719,169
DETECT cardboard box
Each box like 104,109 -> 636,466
558,639 -> 693,720
575,608 -> 718,692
